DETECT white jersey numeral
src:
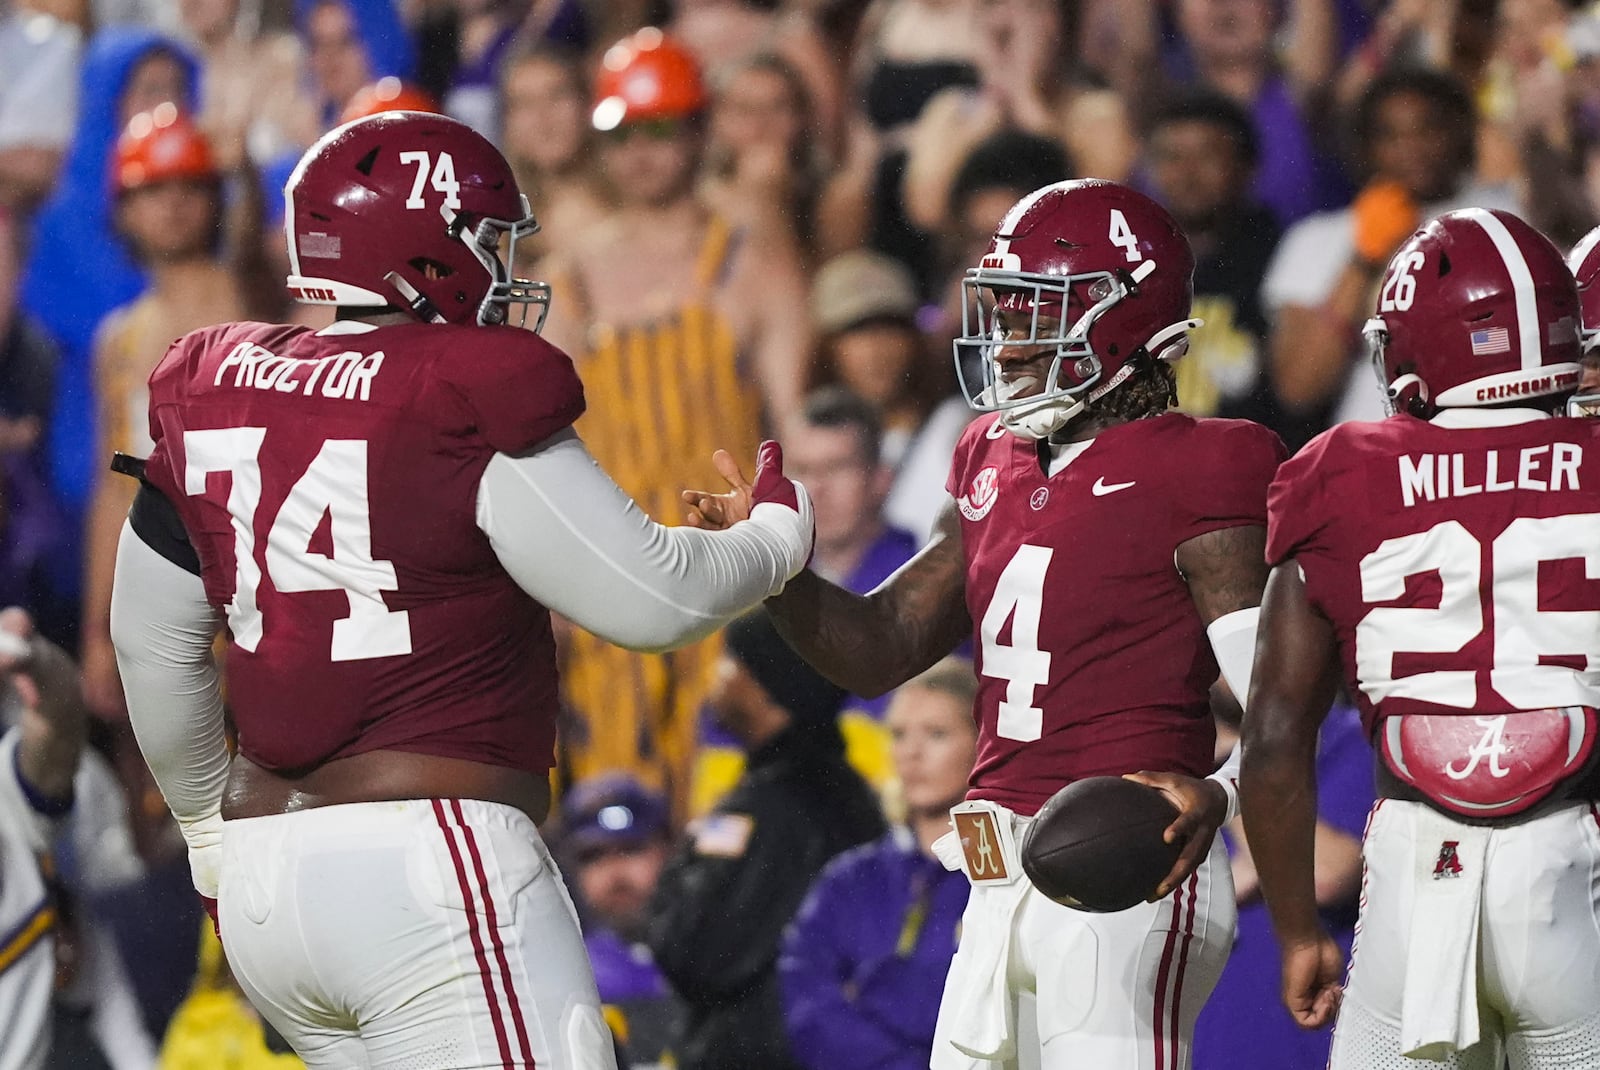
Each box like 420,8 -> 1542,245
1357,520 -> 1481,706
184,428 -> 266,651
1378,250 -> 1424,312
399,150 -> 462,212
980,544 -> 1054,741
182,430 -> 413,662
1355,513 -> 1600,708
1108,209 -> 1142,262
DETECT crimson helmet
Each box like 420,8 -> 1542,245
113,104 -> 217,194
284,111 -> 549,328
1567,224 -> 1600,354
1367,208 -> 1580,416
953,179 -> 1199,439
591,28 -> 707,132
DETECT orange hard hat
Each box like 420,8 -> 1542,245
592,27 -> 707,131
113,104 -> 218,193
340,77 -> 442,124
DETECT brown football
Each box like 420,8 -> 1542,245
1020,776 -> 1182,912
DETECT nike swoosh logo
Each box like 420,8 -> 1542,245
1092,477 -> 1136,496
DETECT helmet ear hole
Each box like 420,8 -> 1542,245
409,257 -> 455,281
1387,368 -> 1433,419
1437,252 -> 1451,277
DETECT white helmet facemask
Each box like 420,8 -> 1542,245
952,260 -> 1197,440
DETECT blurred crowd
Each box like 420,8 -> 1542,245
2,0 -> 1596,1066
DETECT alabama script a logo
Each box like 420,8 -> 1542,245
1444,716 -> 1512,780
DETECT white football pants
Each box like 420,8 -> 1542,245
934,833 -> 1235,1070
218,798 -> 618,1070
1332,799 -> 1600,1069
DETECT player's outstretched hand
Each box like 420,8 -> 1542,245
1281,932 -> 1344,1029
1122,770 -> 1227,901
683,441 -> 805,527
682,449 -> 755,531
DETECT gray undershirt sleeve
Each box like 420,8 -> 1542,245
475,429 -> 810,653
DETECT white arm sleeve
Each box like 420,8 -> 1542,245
1205,605 -> 1259,825
109,521 -> 227,898
1207,605 -> 1260,707
476,429 -> 812,653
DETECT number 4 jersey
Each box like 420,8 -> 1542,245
947,411 -> 1286,815
141,319 -> 585,775
1267,410 -> 1600,737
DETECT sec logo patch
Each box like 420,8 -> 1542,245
959,466 -> 1000,521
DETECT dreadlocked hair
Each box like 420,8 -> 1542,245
1093,352 -> 1178,423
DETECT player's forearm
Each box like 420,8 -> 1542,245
110,523 -> 229,877
1240,733 -> 1324,944
766,561 -> 969,699
1239,564 -> 1341,944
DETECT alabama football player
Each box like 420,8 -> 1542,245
1567,224 -> 1600,410
689,179 -> 1285,1069
1243,208 -> 1600,1068
108,112 -> 813,1070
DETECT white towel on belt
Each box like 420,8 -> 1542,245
1400,807 -> 1489,1060
933,877 -> 1031,1065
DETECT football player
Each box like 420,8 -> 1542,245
687,179 -> 1286,1069
1566,225 -> 1600,410
107,112 -> 814,1070
1243,208 -> 1600,1068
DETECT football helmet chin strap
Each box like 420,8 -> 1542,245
996,316 -> 1204,441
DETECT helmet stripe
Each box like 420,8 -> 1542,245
997,182 -> 1064,237
1462,208 -> 1540,372
1569,223 -> 1600,276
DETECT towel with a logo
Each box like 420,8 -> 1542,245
930,806 -> 1032,1067
1400,807 -> 1490,1060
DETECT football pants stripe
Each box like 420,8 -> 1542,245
451,798 -> 537,1067
1151,891 -> 1184,1070
1166,872 -> 1201,1069
433,799 -> 515,1069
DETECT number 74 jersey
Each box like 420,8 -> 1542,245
140,319 -> 586,776
947,412 -> 1286,816
1267,411 -> 1600,738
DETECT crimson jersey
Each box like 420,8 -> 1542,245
947,412 -> 1285,814
142,320 -> 585,774
1268,413 -> 1600,737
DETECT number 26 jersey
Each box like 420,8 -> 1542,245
1268,410 -> 1600,737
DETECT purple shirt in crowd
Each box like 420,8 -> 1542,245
779,826 -> 969,1070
